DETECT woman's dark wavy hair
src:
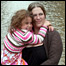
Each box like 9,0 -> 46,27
28,2 -> 46,18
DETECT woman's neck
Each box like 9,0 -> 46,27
34,27 -> 40,34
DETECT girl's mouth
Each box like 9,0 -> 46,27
26,28 -> 32,31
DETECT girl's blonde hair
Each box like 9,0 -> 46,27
8,9 -> 32,34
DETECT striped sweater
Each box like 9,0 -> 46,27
4,25 -> 48,53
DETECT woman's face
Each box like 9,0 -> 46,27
21,16 -> 33,31
32,7 -> 45,28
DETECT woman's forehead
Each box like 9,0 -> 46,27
32,7 -> 43,14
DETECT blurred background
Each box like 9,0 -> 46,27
1,1 -> 65,65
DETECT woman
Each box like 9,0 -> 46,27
22,2 -> 63,65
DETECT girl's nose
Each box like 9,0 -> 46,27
28,24 -> 32,27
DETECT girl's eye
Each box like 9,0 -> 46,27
25,22 -> 32,24
25,22 -> 29,24
30,22 -> 32,24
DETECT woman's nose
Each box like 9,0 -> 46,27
36,15 -> 40,19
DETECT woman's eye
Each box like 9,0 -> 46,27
39,13 -> 43,15
33,13 -> 43,17
33,14 -> 37,17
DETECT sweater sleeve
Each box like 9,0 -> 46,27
14,25 -> 48,45
41,30 -> 63,65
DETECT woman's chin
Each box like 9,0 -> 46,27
36,24 -> 42,28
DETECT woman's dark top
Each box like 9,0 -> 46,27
23,30 -> 63,65
22,44 -> 47,65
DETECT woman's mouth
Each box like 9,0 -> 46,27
36,20 -> 41,23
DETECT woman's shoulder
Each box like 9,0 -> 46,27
47,29 -> 60,36
45,29 -> 62,41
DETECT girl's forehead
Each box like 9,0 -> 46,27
26,16 -> 32,20
22,16 -> 32,23
26,17 -> 32,22
23,16 -> 32,20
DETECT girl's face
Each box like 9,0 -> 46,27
21,16 -> 33,31
32,7 -> 45,28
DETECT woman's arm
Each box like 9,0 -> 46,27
41,30 -> 63,65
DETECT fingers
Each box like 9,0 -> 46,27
49,26 -> 54,31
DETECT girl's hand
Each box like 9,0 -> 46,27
43,20 -> 54,31
44,20 -> 51,27
48,25 -> 54,31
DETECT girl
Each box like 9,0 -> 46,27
1,9 -> 53,65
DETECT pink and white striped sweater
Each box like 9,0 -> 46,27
3,25 -> 48,53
